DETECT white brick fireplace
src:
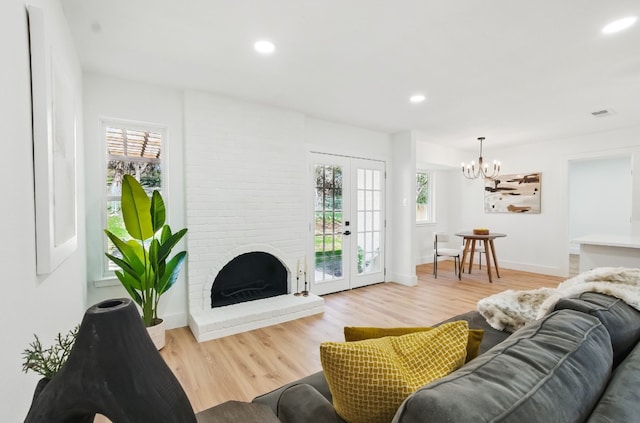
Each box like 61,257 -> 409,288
184,91 -> 324,342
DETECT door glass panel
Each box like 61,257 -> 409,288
373,211 -> 381,230
315,165 -> 344,281
357,211 -> 365,231
314,212 -> 324,235
332,212 -> 343,233
356,168 -> 382,274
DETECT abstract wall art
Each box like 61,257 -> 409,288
485,173 -> 541,214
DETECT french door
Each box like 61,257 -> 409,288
310,153 -> 385,295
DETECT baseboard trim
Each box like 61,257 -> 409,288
498,260 -> 567,278
162,311 -> 188,330
389,272 -> 418,286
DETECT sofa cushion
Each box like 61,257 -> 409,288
586,341 -> 640,422
392,310 -> 612,423
552,292 -> 640,367
321,321 -> 469,423
343,326 -> 484,362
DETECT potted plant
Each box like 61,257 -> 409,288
23,326 -> 97,422
104,174 -> 187,349
22,327 -> 81,403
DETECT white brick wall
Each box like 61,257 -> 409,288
184,91 -> 309,313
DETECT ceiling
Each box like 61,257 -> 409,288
61,0 -> 640,150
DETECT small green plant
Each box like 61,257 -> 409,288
22,326 -> 79,379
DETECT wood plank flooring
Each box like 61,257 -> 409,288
160,263 -> 565,413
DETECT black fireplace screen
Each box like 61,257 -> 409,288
211,252 -> 287,308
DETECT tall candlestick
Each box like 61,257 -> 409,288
302,255 -> 309,296
294,259 -> 301,296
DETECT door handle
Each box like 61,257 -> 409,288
343,230 -> 351,236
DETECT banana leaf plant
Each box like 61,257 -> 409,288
104,175 -> 187,327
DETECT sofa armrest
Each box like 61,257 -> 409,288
438,310 -> 511,355
252,371 -> 333,416
196,401 -> 279,422
274,383 -> 344,423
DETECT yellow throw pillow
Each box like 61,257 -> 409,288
321,321 -> 469,423
344,325 -> 484,363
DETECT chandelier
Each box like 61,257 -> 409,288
461,137 -> 500,179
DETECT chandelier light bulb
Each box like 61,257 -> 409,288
462,137 -> 501,179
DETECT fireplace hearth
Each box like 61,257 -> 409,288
188,246 -> 324,342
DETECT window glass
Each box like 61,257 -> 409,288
105,125 -> 162,271
416,171 -> 434,222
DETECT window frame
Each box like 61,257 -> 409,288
100,119 -> 166,278
416,170 -> 435,224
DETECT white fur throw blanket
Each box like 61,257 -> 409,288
477,267 -> 640,332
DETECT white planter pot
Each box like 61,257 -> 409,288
146,319 -> 165,350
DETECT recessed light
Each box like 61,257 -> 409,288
410,94 -> 426,104
602,16 -> 637,34
254,40 -> 276,54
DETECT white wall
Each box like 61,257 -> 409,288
452,126 -> 640,276
0,0 -> 86,420
184,91 -> 395,311
390,132 -> 417,285
569,155 -> 632,249
415,169 -> 458,264
184,90 -> 308,311
305,117 -> 391,160
414,139 -> 466,265
83,73 -> 187,328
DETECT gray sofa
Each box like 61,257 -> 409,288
253,292 -> 640,422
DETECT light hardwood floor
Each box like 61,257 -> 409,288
159,262 -> 565,414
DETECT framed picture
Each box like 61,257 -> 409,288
29,6 -> 78,274
485,173 -> 541,214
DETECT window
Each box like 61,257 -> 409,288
104,124 -> 163,272
416,171 -> 434,222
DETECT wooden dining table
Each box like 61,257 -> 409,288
455,232 -> 507,283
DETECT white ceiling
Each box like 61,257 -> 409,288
61,0 -> 640,150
